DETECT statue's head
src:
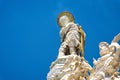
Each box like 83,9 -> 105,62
99,42 -> 109,56
99,42 -> 109,50
57,12 -> 74,28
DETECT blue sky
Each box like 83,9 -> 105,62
0,0 -> 120,80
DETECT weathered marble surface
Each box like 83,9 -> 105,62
47,33 -> 120,80
47,12 -> 120,80
57,12 -> 86,58
89,33 -> 120,80
47,55 -> 93,80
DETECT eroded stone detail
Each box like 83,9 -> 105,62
47,12 -> 120,80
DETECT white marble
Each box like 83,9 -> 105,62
47,12 -> 120,80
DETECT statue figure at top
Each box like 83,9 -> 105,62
57,12 -> 86,58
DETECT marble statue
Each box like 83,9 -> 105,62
47,11 -> 120,80
57,12 -> 86,58
47,12 -> 92,80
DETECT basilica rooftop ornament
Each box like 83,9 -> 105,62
57,11 -> 85,58
47,11 -> 120,80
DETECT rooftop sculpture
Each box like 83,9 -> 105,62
47,11 -> 120,80
57,12 -> 85,58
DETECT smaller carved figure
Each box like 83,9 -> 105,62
91,33 -> 120,80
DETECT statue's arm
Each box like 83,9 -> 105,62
112,33 -> 120,43
60,31 -> 64,42
60,25 -> 71,42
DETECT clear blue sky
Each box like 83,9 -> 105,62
0,0 -> 120,80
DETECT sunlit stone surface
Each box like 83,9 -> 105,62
47,12 -> 120,80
